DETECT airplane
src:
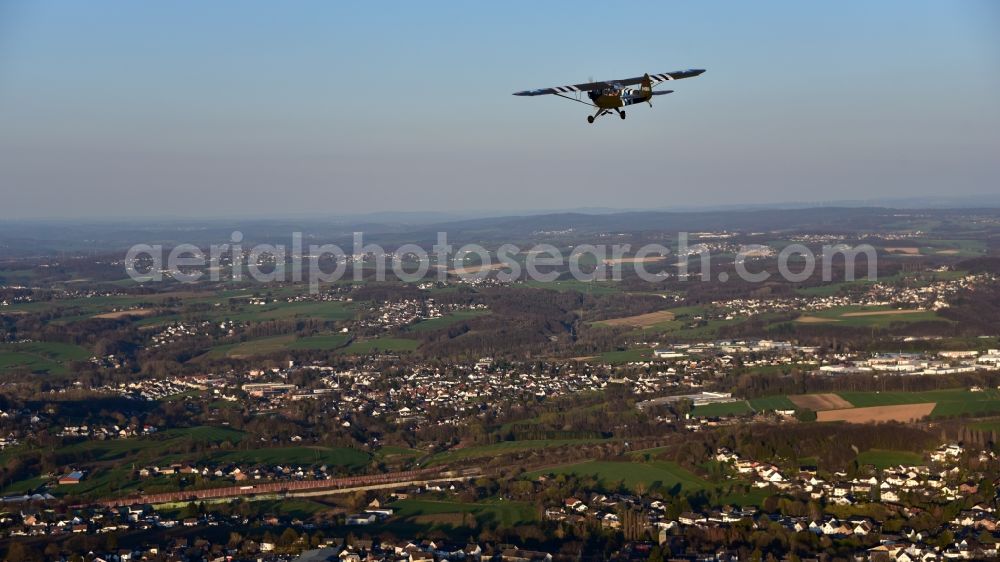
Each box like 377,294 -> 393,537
514,68 -> 705,123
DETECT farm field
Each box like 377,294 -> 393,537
968,419 -> 1000,432
428,438 -> 613,465
838,389 -> 1000,408
289,333 -> 351,350
599,348 -> 653,364
788,394 -> 853,411
794,273 -> 909,297
0,341 -> 90,375
374,445 -> 423,461
3,294 -> 169,315
57,426 -> 247,462
408,310 -> 489,332
856,449 -> 926,469
6,426 -> 252,496
391,499 -> 536,528
914,238 -> 987,257
594,305 -> 746,340
202,335 -> 298,359
692,396 -> 805,417
793,306 -> 942,327
157,498 -> 334,521
340,337 -> 419,354
203,300 -> 355,323
596,310 -> 676,328
92,308 -> 156,320
817,403 -> 935,423
526,460 -> 707,492
201,332 -> 353,359
696,389 -> 1000,421
521,279 -> 621,294
205,446 -> 369,469
3,289 -> 359,330
932,400 -> 1000,418
56,444 -> 369,499
747,395 -> 798,411
692,401 -> 752,417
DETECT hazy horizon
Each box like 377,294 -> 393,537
1,1 -> 998,219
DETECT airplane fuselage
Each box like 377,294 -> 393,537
587,88 -> 650,109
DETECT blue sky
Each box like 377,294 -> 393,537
0,1 -> 998,218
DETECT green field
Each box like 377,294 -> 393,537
202,332 -> 351,359
17,427 -> 370,498
1,475 -> 50,494
692,401 -> 753,417
796,281 -> 867,297
340,337 -> 419,354
3,289 -> 357,329
856,449 -> 925,469
4,294 -> 165,316
748,395 -> 798,411
428,438 -> 612,465
46,442 -> 371,498
202,300 -> 355,323
597,306 -> 747,340
933,400 -> 1000,418
526,460 -> 707,492
10,426 -> 250,496
374,445 -> 423,462
770,389 -> 1000,419
57,426 -> 247,462
206,446 -> 369,469
718,389 -> 1000,420
840,388 -> 1000,407
522,279 -> 621,294
68,445 -> 368,498
794,273 -> 904,297
599,348 -> 653,364
408,310 -> 488,332
288,333 -> 351,350
391,499 -> 536,527
914,239 -> 987,257
202,335 -> 298,359
157,498 -> 332,520
591,306 -> 695,333
0,342 -> 90,374
716,487 -> 773,507
969,419 -> 1000,432
795,305 -> 943,327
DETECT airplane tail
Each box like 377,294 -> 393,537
641,73 -> 652,95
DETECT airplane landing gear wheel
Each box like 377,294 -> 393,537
587,116 -> 595,124
620,111 -> 626,120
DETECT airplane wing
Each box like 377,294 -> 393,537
513,68 -> 704,96
633,68 -> 706,86
513,80 -> 610,96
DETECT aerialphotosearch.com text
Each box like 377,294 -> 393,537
124,231 -> 878,292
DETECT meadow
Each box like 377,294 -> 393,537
427,438 -> 614,465
691,389 -> 1000,420
0,341 -> 90,375
202,332 -> 352,359
339,337 -> 419,354
692,401 -> 753,417
7,426 -> 370,498
839,388 -> 1000,418
391,498 -> 536,528
526,460 -> 707,492
407,310 -> 489,332
855,449 -> 925,469
793,305 -> 943,327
